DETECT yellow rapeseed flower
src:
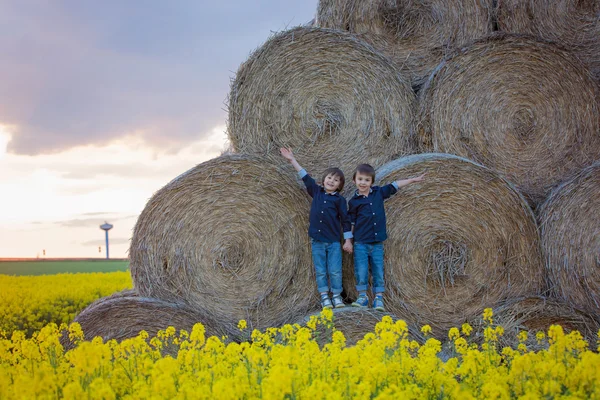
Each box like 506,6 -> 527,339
448,327 -> 460,341
421,325 -> 432,335
237,320 -> 247,331
483,308 -> 494,324
461,323 -> 473,337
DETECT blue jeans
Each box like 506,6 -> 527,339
310,239 -> 343,294
354,242 -> 385,294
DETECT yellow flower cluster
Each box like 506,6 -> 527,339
1,307 -> 599,399
0,272 -> 132,336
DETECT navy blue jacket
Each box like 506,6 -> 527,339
348,183 -> 399,243
299,170 -> 353,243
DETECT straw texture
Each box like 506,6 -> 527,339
130,154 -> 318,336
418,34 -> 600,206
343,153 -> 544,336
315,0 -> 494,85
61,290 -> 225,355
538,162 -> 600,313
227,26 -> 416,178
496,0 -> 600,81
297,308 -> 425,346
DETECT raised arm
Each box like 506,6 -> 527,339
280,147 -> 303,172
381,173 -> 426,199
280,147 -> 318,196
395,173 -> 426,189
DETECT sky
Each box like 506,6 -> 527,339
0,1 -> 318,258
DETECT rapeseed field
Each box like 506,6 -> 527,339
1,272 -> 599,399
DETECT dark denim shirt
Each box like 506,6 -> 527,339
299,169 -> 353,243
348,182 -> 399,243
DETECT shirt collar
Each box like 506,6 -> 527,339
354,188 -> 373,198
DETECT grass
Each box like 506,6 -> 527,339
0,260 -> 129,276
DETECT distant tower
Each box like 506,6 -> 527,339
99,222 -> 113,259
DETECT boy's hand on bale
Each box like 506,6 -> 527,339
411,173 -> 426,183
396,173 -> 426,188
343,240 -> 353,254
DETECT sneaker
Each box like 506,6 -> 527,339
352,294 -> 369,308
373,296 -> 385,311
332,294 -> 345,308
320,294 -> 333,309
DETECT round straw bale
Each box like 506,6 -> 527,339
538,162 -> 600,313
342,153 -> 544,337
227,26 -> 416,178
61,292 -> 226,355
297,308 -> 425,346
496,0 -> 600,81
130,154 -> 317,336
315,0 -> 494,85
418,34 -> 600,206
468,296 -> 600,350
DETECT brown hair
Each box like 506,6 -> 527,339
321,168 -> 345,192
353,164 -> 376,183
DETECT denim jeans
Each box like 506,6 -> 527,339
310,239 -> 343,294
354,242 -> 385,293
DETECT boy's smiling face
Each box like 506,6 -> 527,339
354,172 -> 373,195
323,173 -> 342,193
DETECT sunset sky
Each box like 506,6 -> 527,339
0,1 -> 317,258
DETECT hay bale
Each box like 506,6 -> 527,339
343,153 -> 544,337
496,0 -> 600,81
315,0 -> 494,85
227,26 -> 416,178
61,291 -> 226,355
297,308 -> 425,346
130,154 -> 317,336
418,34 -> 600,206
468,296 -> 600,350
538,162 -> 600,313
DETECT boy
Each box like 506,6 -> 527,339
280,147 -> 353,309
349,164 -> 425,311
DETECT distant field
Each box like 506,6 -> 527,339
0,259 -> 129,276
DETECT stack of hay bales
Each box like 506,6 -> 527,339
71,0 -> 600,348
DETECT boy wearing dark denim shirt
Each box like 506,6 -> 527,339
349,164 -> 425,311
280,147 -> 353,309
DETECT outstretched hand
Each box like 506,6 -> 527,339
280,147 -> 304,172
395,172 -> 426,188
280,147 -> 295,161
411,173 -> 426,183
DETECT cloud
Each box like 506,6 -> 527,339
81,237 -> 131,246
58,214 -> 138,228
0,1 -> 318,155
79,212 -> 116,216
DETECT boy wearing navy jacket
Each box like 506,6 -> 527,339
280,148 -> 353,309
349,164 -> 425,311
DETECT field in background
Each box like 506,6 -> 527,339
0,259 -> 129,276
